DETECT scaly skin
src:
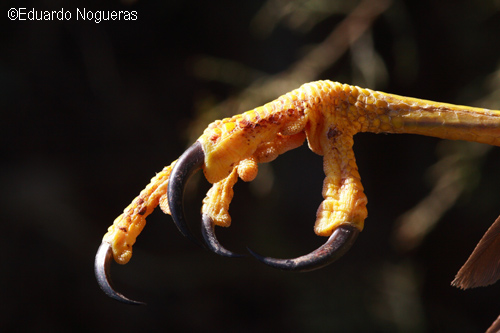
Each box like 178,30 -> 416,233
102,80 -> 500,265
102,162 -> 175,264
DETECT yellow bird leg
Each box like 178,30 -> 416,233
96,80 -> 500,302
196,81 -> 500,239
104,81 -> 500,262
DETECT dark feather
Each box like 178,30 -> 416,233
452,215 -> 500,289
486,314 -> 500,333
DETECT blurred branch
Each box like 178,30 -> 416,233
250,0 -> 355,37
392,141 -> 491,252
188,0 -> 392,142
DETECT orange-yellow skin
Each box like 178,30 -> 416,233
102,81 -> 500,265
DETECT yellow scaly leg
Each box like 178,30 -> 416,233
96,80 -> 500,303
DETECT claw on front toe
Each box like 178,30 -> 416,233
247,224 -> 359,272
94,242 -> 145,305
168,141 -> 205,246
201,214 -> 245,258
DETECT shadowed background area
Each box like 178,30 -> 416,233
2,0 -> 500,331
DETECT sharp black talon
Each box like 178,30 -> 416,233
201,214 -> 245,258
94,242 -> 145,305
247,224 -> 359,272
168,141 -> 205,247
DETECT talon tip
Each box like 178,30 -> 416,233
248,224 -> 359,272
201,214 -> 245,258
95,242 -> 145,305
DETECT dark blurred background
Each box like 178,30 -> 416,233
2,0 -> 500,331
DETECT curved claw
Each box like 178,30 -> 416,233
201,214 -> 245,258
247,224 -> 359,272
168,141 -> 205,246
94,242 -> 145,305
